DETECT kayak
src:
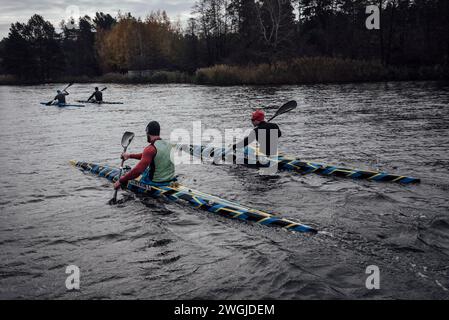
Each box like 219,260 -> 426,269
76,100 -> 124,105
70,160 -> 318,234
176,144 -> 421,184
40,102 -> 85,108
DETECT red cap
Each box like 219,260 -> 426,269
251,109 -> 265,122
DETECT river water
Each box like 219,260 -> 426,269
0,82 -> 448,299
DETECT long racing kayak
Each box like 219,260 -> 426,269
176,144 -> 421,184
40,102 -> 85,108
70,160 -> 318,234
76,100 -> 124,105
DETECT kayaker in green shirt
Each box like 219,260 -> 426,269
113,121 -> 175,190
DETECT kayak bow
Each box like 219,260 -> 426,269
70,160 -> 317,234
176,144 -> 421,184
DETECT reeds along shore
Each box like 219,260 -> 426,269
1,57 -> 447,86
194,58 -> 448,85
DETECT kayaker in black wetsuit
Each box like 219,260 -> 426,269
53,90 -> 69,104
87,87 -> 103,103
232,109 -> 282,157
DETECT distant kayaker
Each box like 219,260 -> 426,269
113,121 -> 175,190
232,109 -> 282,157
87,87 -> 103,103
53,89 -> 69,104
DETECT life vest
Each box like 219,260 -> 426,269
140,140 -> 175,185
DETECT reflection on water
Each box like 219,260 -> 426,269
0,81 -> 448,299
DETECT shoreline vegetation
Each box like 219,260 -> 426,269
0,57 -> 447,86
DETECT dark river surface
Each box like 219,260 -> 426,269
0,82 -> 448,300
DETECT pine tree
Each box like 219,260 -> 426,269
2,15 -> 64,80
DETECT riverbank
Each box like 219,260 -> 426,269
1,57 -> 447,86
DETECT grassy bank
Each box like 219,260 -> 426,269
1,58 -> 447,85
195,57 -> 448,85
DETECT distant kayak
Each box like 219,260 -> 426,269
40,102 -> 85,108
75,100 -> 124,105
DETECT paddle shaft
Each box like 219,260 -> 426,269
62,83 -> 73,92
258,108 -> 287,127
111,145 -> 129,202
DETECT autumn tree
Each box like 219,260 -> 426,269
95,11 -> 186,72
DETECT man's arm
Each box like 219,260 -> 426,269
87,92 -> 95,101
128,153 -> 143,160
119,147 -> 156,184
121,153 -> 142,161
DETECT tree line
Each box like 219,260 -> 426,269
0,0 -> 448,82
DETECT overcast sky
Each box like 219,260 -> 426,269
0,0 -> 196,39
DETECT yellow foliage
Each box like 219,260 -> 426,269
95,11 -> 181,72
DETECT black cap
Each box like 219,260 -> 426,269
95,87 -> 99,90
146,121 -> 160,136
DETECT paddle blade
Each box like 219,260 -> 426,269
101,87 -> 108,91
275,100 -> 297,116
121,132 -> 135,149
267,100 -> 297,122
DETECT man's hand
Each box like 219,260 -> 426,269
113,181 -> 122,190
121,153 -> 131,161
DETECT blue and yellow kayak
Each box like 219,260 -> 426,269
70,161 -> 318,234
176,144 -> 421,184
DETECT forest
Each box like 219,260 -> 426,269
0,0 -> 448,85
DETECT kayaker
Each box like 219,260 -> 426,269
232,109 -> 282,157
87,87 -> 103,103
53,89 -> 69,104
113,121 -> 175,190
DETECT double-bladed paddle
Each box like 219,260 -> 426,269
109,131 -> 135,205
266,100 -> 297,122
45,83 -> 74,105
